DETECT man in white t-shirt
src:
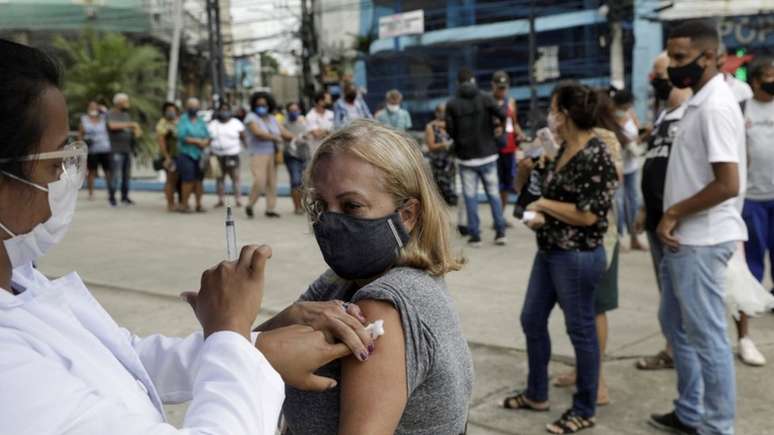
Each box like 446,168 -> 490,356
306,90 -> 334,155
741,57 -> 774,291
208,102 -> 246,207
649,22 -> 746,435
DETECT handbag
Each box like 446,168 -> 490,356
200,149 -> 223,179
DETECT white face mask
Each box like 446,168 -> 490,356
0,172 -> 79,268
386,104 -> 400,112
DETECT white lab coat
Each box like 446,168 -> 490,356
0,263 -> 285,435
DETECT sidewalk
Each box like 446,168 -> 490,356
40,191 -> 774,434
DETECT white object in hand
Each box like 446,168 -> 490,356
522,211 -> 537,222
365,320 -> 385,339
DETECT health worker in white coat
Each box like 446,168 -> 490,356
0,39 -> 370,435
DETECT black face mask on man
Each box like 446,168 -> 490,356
313,211 -> 411,280
651,77 -> 673,101
667,53 -> 706,89
761,81 -> 774,96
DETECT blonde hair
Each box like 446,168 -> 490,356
303,119 -> 464,276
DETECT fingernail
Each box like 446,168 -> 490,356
359,352 -> 369,361
368,344 -> 375,354
328,381 -> 338,389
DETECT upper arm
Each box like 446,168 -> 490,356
339,299 -> 407,435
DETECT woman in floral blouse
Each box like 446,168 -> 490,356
503,82 -> 618,434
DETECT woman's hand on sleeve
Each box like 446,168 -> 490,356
289,300 -> 374,362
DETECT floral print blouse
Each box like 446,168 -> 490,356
537,136 -> 619,251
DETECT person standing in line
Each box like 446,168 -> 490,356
107,92 -> 141,205
611,89 -> 645,251
504,82 -> 618,434
552,89 -> 626,407
375,89 -> 412,132
209,101 -> 246,208
425,103 -> 458,206
156,101 -> 180,212
634,52 -> 692,372
244,91 -> 294,219
741,57 -> 774,290
649,21 -> 746,435
283,102 -> 310,215
445,67 -> 507,247
79,100 -> 115,205
176,97 -> 210,213
305,90 -> 334,157
490,70 -> 524,220
333,81 -> 372,130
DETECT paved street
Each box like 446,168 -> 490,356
40,190 -> 774,434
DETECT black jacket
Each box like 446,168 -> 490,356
445,82 -> 505,161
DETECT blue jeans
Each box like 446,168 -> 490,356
520,246 -> 605,418
646,230 -> 665,293
658,242 -> 736,435
111,152 -> 132,201
284,153 -> 307,190
459,161 -> 505,237
616,171 -> 639,236
742,199 -> 774,284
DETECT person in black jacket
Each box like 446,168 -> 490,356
445,68 -> 507,246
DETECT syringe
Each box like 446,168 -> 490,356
225,205 -> 237,261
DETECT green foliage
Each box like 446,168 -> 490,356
53,30 -> 168,162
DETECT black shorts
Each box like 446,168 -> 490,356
497,152 -> 517,193
217,155 -> 240,173
177,154 -> 204,182
87,153 -> 112,173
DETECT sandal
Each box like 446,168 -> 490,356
636,350 -> 674,370
502,392 -> 550,412
546,409 -> 595,434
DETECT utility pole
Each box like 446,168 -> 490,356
166,0 -> 183,102
527,0 -> 538,135
206,0 -> 220,104
214,0 -> 226,100
299,0 -> 315,108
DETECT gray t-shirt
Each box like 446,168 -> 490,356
244,112 -> 280,156
107,110 -> 133,153
283,267 -> 473,435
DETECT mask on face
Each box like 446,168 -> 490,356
667,53 -> 706,89
186,108 -> 198,117
386,104 -> 400,112
547,111 -> 563,136
761,81 -> 774,96
288,111 -> 300,122
345,92 -> 357,103
313,211 -> 410,280
255,106 -> 269,117
88,110 -> 99,117
651,77 -> 674,101
0,171 -> 79,269
218,110 -> 232,121
324,103 -> 333,110
164,110 -> 177,121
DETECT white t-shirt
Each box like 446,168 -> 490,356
622,117 -> 640,174
208,118 -> 245,156
725,73 -> 753,103
744,98 -> 774,201
664,73 -> 748,245
305,108 -> 334,153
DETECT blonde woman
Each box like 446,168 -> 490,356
255,119 -> 473,434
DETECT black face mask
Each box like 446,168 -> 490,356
667,53 -> 706,89
761,81 -> 774,96
313,211 -> 410,280
344,92 -> 357,102
651,77 -> 673,101
186,108 -> 198,117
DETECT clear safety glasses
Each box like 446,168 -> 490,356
0,140 -> 88,189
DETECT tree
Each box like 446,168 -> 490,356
53,30 -> 168,161
260,51 -> 280,85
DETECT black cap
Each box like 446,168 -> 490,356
492,70 -> 510,87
